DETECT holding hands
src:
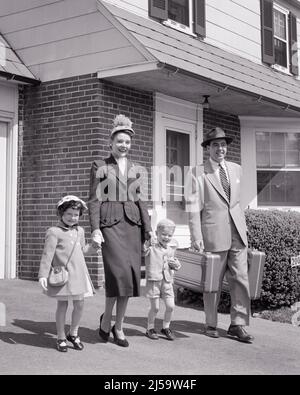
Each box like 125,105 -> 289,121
91,229 -> 104,252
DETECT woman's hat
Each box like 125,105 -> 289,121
57,195 -> 87,210
201,127 -> 233,147
110,114 -> 135,138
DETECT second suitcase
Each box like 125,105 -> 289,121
174,249 -> 222,293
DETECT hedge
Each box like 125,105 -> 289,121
245,209 -> 300,309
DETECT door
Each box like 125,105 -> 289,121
0,122 -> 7,278
153,117 -> 196,247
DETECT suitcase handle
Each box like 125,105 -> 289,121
188,247 -> 212,256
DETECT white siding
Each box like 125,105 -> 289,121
105,0 -> 263,64
103,0 -> 149,18
0,0 -> 148,81
206,0 -> 262,64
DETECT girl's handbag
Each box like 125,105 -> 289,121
48,230 -> 79,287
48,266 -> 69,287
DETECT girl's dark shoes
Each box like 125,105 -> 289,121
56,339 -> 68,352
112,325 -> 129,347
66,334 -> 84,350
99,313 -> 110,342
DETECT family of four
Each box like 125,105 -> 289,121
38,114 -> 253,352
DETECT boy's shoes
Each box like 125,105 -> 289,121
56,339 -> 68,352
204,326 -> 220,338
66,334 -> 84,350
145,328 -> 159,340
161,328 -> 175,341
227,325 -> 254,343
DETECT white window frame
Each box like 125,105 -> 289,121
240,116 -> 300,212
0,81 -> 18,279
272,3 -> 290,74
163,0 -> 196,36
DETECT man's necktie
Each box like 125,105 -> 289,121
219,164 -> 230,201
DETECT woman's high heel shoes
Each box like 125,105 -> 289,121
99,314 -> 110,342
112,325 -> 129,347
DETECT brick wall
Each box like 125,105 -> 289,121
203,108 -> 241,163
18,74 -> 154,286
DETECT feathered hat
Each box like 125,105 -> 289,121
110,114 -> 135,138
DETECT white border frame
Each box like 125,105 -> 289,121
240,116 -> 300,212
0,82 -> 18,279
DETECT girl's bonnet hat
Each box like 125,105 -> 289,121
110,114 -> 135,138
57,195 -> 88,210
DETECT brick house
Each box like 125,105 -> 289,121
1,0 -> 300,284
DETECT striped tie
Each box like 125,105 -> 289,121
219,164 -> 230,201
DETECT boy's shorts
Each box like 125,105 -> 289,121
146,280 -> 174,299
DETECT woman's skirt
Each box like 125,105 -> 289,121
101,216 -> 142,297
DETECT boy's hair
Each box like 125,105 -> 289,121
156,218 -> 176,231
57,201 -> 84,217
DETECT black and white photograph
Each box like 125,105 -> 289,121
0,0 -> 300,378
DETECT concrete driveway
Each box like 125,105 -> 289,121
0,279 -> 299,375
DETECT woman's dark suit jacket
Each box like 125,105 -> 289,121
88,155 -> 152,296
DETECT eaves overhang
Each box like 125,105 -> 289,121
0,33 -> 39,85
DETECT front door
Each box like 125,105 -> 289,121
0,122 -> 7,278
154,117 -> 196,247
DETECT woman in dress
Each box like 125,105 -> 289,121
88,114 -> 153,347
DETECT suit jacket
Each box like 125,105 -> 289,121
186,159 -> 248,252
88,155 -> 151,240
144,244 -> 180,283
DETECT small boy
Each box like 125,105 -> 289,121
144,219 -> 181,341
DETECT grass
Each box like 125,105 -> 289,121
175,287 -> 297,325
253,307 -> 295,324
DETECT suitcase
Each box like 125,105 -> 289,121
222,249 -> 265,299
174,249 -> 222,293
175,248 -> 265,299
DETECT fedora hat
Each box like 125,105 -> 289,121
201,127 -> 233,147
110,114 -> 135,139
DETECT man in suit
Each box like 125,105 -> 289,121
185,127 -> 254,343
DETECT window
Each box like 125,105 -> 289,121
256,131 -> 300,206
149,0 -> 206,37
260,0 -> 298,75
273,5 -> 289,71
164,0 -> 193,34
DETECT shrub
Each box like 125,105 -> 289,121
245,209 -> 300,309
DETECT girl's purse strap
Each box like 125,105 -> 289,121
64,228 -> 80,270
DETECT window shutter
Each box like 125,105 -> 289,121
194,0 -> 206,37
289,12 -> 299,76
149,0 -> 168,20
260,0 -> 275,65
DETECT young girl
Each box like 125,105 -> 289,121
144,219 -> 181,341
39,195 -> 94,352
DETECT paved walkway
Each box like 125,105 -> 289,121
0,279 -> 299,375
